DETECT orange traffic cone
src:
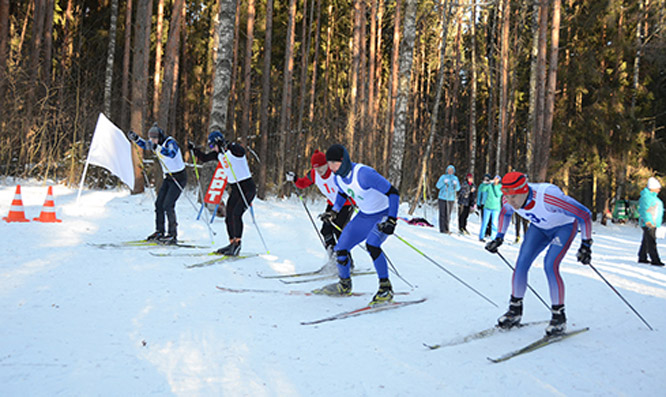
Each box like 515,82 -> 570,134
3,185 -> 30,222
33,186 -> 62,223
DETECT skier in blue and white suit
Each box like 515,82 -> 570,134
314,144 -> 400,305
128,123 -> 187,245
485,172 -> 592,336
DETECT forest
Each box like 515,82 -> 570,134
0,0 -> 665,219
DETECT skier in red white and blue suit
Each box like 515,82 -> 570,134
485,172 -> 593,336
313,144 -> 400,306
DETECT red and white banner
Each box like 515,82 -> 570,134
205,163 -> 227,204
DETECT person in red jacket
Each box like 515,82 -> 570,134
287,150 -> 354,267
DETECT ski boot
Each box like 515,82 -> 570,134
312,277 -> 352,296
497,296 -> 523,329
146,231 -> 164,241
215,241 -> 241,256
158,234 -> 178,245
545,304 -> 567,336
369,279 -> 394,306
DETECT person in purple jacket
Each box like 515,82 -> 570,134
485,172 -> 593,336
313,144 -> 400,306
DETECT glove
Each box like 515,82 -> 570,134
577,239 -> 592,265
319,209 -> 338,224
128,130 -> 139,142
286,172 -> 295,182
187,141 -> 196,151
646,221 -> 655,229
378,216 -> 397,235
485,237 -> 504,253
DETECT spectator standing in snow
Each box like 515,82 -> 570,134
476,174 -> 493,237
436,165 -> 460,234
313,144 -> 399,306
485,172 -> 593,336
478,175 -> 502,242
286,150 -> 354,269
638,177 -> 664,267
128,123 -> 187,245
190,131 -> 255,256
457,173 -> 476,235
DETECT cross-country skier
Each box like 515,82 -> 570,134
128,123 -> 187,245
314,144 -> 400,306
286,149 -> 355,270
485,171 -> 593,336
189,131 -> 256,256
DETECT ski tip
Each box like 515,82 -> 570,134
423,343 -> 440,350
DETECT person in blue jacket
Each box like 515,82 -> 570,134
128,123 -> 187,245
638,177 -> 664,266
313,144 -> 400,306
436,165 -> 460,234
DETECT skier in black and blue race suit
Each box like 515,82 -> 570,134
189,131 -> 256,256
128,123 -> 187,245
313,144 -> 400,306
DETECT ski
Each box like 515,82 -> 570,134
215,285 -> 407,297
487,327 -> 590,363
186,253 -> 260,268
150,251 -> 219,257
89,240 -> 208,249
301,298 -> 427,325
256,265 -> 333,279
279,270 -> 375,284
424,320 -> 549,350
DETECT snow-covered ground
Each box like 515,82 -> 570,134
1,180 -> 665,396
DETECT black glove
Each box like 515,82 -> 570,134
187,141 -> 196,151
319,209 -> 338,224
285,171 -> 295,182
378,216 -> 397,235
128,130 -> 139,142
577,239 -> 592,265
485,237 -> 504,253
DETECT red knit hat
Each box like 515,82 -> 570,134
501,172 -> 529,195
311,149 -> 327,167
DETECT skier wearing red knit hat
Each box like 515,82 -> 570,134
286,150 -> 354,269
485,171 -> 593,336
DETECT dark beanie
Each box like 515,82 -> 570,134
326,144 -> 346,162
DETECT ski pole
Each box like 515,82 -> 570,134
588,263 -> 653,331
290,181 -> 328,249
496,251 -> 549,309
223,150 -> 270,254
148,144 -> 217,244
394,232 -> 498,307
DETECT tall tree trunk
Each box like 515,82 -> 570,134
469,1 -> 479,176
296,0 -> 312,144
258,0 -> 274,199
322,1 -> 334,117
531,0 -> 548,179
525,0 -> 539,177
388,0 -> 417,188
372,0 -> 385,166
240,0 -> 256,147
368,0 -> 378,159
306,0 -> 322,155
129,0 -> 153,193
210,0 -> 238,132
152,0 -> 165,120
0,0 -> 11,103
277,0 -> 297,195
43,0 -> 54,83
358,0 -> 367,159
227,1 -> 241,134
631,0 -> 645,117
347,0 -> 362,157
443,7 -> 462,170
121,0 -> 133,131
539,0 -> 561,181
104,0 -> 119,117
384,0 -> 402,173
157,0 -> 185,130
410,0 -> 450,214
496,0 -> 511,174
485,2 -> 498,173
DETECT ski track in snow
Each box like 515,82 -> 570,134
1,180 -> 665,396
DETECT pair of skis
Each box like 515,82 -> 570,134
89,239 -> 209,249
425,321 -> 589,363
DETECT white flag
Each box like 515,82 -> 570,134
87,113 -> 135,190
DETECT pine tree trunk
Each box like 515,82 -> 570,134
469,1 -> 479,177
296,0 -> 312,145
277,0 -> 297,196
388,0 -> 417,188
496,0 -> 511,174
347,0 -> 362,157
372,0 -> 385,166
121,0 -> 133,131
539,0 -> 561,182
368,0 -> 378,161
306,0 -> 322,156
227,1 -> 241,134
158,0 -> 185,130
0,0 -> 11,103
43,0 -> 54,83
104,0 -> 119,118
258,0 -> 274,199
384,0 -> 402,173
409,0 -> 451,214
130,0 -> 153,193
322,2 -> 334,118
531,0 -> 548,179
525,0 -> 539,177
486,2 -> 498,173
240,0 -> 256,147
210,0 -> 238,132
152,0 -> 165,120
